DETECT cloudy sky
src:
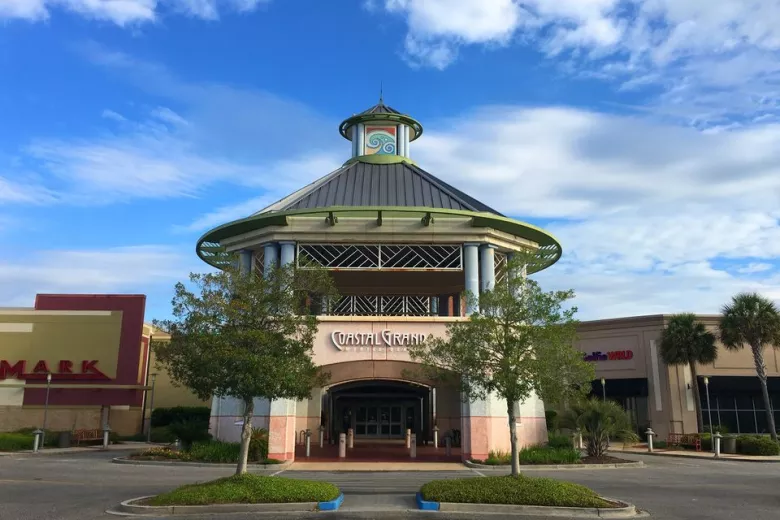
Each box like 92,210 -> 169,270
2,0 -> 780,320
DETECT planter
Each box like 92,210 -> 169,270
723,436 -> 737,454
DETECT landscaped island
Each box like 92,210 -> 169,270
420,475 -> 616,508
147,474 -> 340,506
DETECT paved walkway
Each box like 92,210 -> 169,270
288,461 -> 468,471
609,444 -> 780,462
0,442 -> 158,457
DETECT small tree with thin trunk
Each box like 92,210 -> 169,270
153,262 -> 337,474
719,292 -> 780,441
407,255 -> 594,477
660,313 -> 717,433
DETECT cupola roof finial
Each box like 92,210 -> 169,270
379,81 -> 384,104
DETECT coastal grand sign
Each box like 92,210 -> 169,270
331,330 -> 427,352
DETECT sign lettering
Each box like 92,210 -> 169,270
583,350 -> 634,362
331,330 -> 427,351
0,359 -> 110,380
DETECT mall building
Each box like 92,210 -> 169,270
2,100 -> 778,454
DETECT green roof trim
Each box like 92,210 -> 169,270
339,113 -> 424,141
343,154 -> 418,166
196,206 -> 562,274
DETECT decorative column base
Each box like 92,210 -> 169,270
268,399 -> 297,461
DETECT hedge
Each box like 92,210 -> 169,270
736,435 -> 780,456
151,407 -> 211,428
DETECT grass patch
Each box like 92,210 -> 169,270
420,475 -> 614,508
130,444 -> 282,465
148,474 -> 340,506
0,433 -> 33,451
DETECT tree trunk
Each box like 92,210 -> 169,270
507,400 -> 520,477
236,398 -> 255,475
751,344 -> 778,441
689,362 -> 704,433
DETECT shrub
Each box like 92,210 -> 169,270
0,433 -> 33,451
483,450 -> 511,465
737,435 -> 780,456
420,475 -> 612,508
560,398 -> 639,458
148,474 -> 340,506
135,446 -> 188,460
150,426 -> 176,443
167,420 -> 211,450
547,433 -> 573,449
151,406 -> 211,428
519,445 -> 581,465
189,441 -> 241,463
249,428 -> 269,462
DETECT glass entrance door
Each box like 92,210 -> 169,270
356,404 -> 403,437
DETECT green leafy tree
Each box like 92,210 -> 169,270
153,262 -> 337,474
408,255 -> 594,477
660,313 -> 718,433
560,398 -> 639,458
719,292 -> 780,441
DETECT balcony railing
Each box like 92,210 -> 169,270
328,295 -> 436,317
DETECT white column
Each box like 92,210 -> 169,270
351,126 -> 358,157
479,244 -> 495,293
238,250 -> 252,276
463,243 -> 480,315
397,124 -> 405,156
280,241 -> 296,267
356,123 -> 365,156
404,125 -> 411,157
263,242 -> 278,277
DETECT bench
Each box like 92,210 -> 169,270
667,432 -> 701,451
73,429 -> 102,445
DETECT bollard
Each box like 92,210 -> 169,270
347,428 -> 354,449
714,432 -> 722,458
32,429 -> 43,453
338,433 -> 346,458
577,430 -> 583,450
410,434 -> 417,458
305,430 -> 311,458
102,426 -> 111,449
645,428 -> 655,452
433,426 -> 439,449
445,436 -> 452,457
406,429 -> 411,448
319,425 -> 325,448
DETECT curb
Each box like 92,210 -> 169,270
417,494 -> 642,518
107,493 -> 344,516
111,457 -> 293,470
621,450 -> 780,463
463,460 -> 645,470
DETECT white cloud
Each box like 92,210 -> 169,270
101,109 -> 127,122
409,105 -> 780,318
378,0 -> 780,125
0,175 -> 58,204
0,245 -> 196,307
0,0 -> 270,25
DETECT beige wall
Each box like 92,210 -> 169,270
146,346 -> 210,410
0,406 -> 142,436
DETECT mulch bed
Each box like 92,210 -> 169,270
580,455 -> 634,464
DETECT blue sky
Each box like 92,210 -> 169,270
3,0 -> 780,321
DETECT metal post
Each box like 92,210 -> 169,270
406,428 -> 411,448
714,432 -> 722,458
319,425 -> 325,448
646,428 -> 655,452
601,377 -> 606,401
445,436 -> 451,456
146,373 -> 158,443
410,434 -> 417,458
102,426 -> 111,449
338,433 -> 346,458
433,426 -> 439,449
704,376 -> 713,437
347,428 -> 354,449
41,373 -> 52,448
305,430 -> 311,458
32,429 -> 42,453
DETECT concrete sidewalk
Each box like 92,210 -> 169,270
287,461 -> 469,471
0,441 -> 156,457
609,445 -> 780,462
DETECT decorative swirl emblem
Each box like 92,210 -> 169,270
365,128 -> 397,155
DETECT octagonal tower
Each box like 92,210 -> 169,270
198,99 -> 562,462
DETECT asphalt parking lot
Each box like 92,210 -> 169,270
0,449 -> 777,520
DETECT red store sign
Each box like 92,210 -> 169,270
583,350 -> 634,362
0,359 -> 109,380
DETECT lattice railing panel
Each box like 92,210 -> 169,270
494,251 -> 508,286
329,295 -> 433,316
252,249 -> 265,277
297,244 -> 461,270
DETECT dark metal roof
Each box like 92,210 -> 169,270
258,161 -> 502,215
359,102 -> 402,116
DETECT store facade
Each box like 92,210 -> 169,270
200,99 -> 562,461
577,314 -> 780,438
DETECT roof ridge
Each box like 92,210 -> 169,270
254,162 -> 355,215
404,162 -> 503,216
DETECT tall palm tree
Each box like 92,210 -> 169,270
660,313 -> 718,433
719,292 -> 780,442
